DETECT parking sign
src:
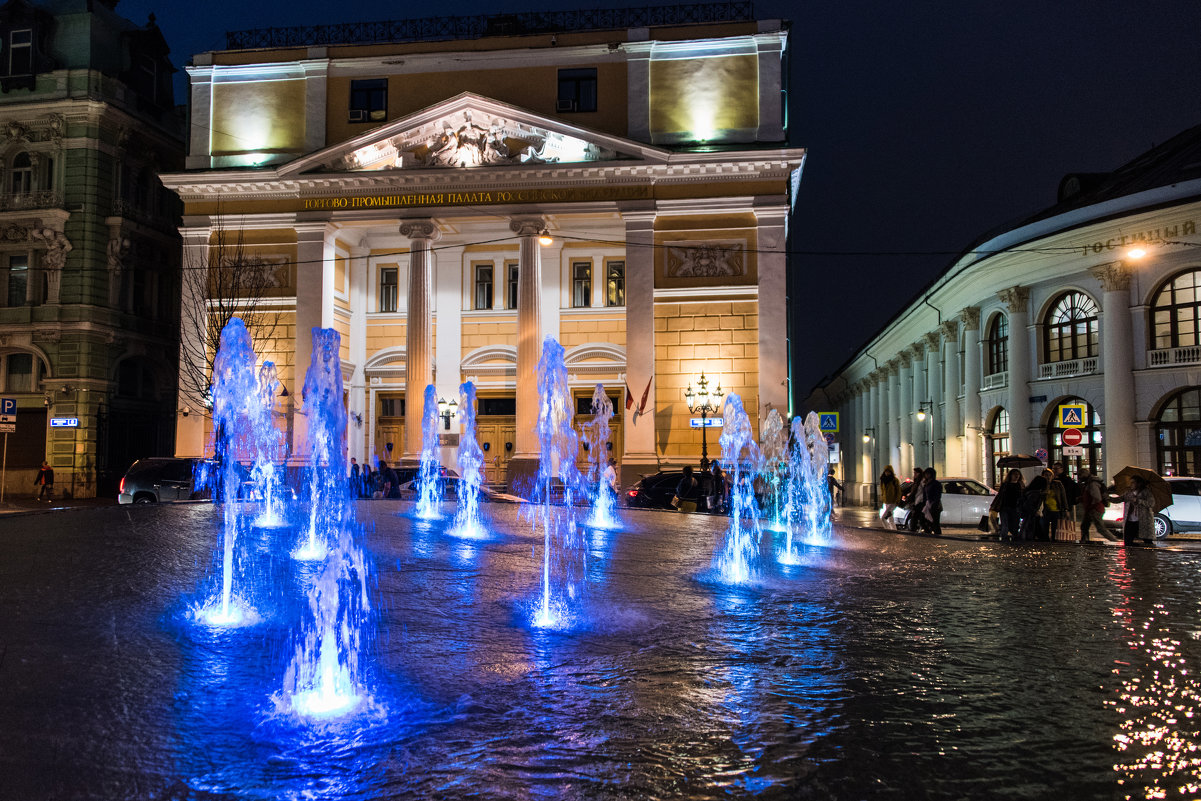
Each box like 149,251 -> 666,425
0,397 -> 14,416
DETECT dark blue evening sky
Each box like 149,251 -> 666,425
115,0 -> 1201,398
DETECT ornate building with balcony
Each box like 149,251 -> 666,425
807,122 -> 1201,499
0,0 -> 184,498
163,4 -> 805,490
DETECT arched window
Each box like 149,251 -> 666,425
9,151 -> 31,195
1047,397 -> 1103,482
987,408 -> 1009,488
0,351 -> 46,393
986,313 -> 1008,375
1044,291 -> 1099,363
1150,270 -> 1201,350
1156,387 -> 1201,476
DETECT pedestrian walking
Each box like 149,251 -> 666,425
708,462 -> 727,514
1022,475 -> 1048,540
34,460 -> 54,501
1042,468 -> 1069,541
993,469 -> 1024,542
349,457 -> 361,498
1077,468 -> 1107,543
879,464 -> 901,529
921,467 -> 943,536
674,465 -> 699,513
1052,462 -> 1079,536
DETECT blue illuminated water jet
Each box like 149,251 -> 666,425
714,394 -> 763,584
583,383 -> 620,530
282,327 -> 372,718
451,381 -> 486,539
250,361 -> 289,530
415,384 -> 443,520
759,408 -> 788,533
201,317 -> 276,626
531,337 -> 584,628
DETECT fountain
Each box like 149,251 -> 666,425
249,361 -> 288,529
414,384 -> 443,520
450,381 -> 487,539
199,317 -> 276,626
531,337 -> 584,628
802,410 -> 833,539
759,408 -> 788,531
713,393 -> 763,584
281,327 -> 372,717
583,383 -> 620,529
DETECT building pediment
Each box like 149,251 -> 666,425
281,92 -> 667,177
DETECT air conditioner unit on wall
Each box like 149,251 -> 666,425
349,109 -> 367,122
555,99 -> 576,112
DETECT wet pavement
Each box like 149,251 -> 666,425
3,500 -> 1201,798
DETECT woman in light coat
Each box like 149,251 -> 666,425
879,465 -> 901,529
1120,475 -> 1156,545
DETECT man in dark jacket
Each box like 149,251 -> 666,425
921,467 -> 943,535
34,460 -> 54,501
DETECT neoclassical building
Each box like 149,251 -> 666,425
165,6 -> 805,488
0,0 -> 183,498
807,123 -> 1201,501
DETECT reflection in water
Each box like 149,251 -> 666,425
1106,551 -> 1201,797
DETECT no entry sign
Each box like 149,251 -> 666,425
1062,428 -> 1083,447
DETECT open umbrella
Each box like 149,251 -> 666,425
1112,465 -> 1173,512
997,454 -> 1044,469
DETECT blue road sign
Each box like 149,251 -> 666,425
818,412 -> 840,433
50,417 -> 79,428
1058,404 -> 1086,427
0,397 -> 15,416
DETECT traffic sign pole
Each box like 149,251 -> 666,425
1,432 -> 7,505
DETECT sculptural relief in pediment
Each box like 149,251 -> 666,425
338,109 -> 621,172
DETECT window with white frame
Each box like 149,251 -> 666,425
474,264 -> 493,310
379,266 -> 398,313
605,260 -> 625,307
572,261 -> 591,308
506,262 -> 519,309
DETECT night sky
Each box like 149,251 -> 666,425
115,0 -> 1201,402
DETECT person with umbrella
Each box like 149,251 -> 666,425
1114,466 -> 1171,545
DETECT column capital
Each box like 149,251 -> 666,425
959,306 -> 981,331
887,360 -> 900,377
997,285 -> 1030,315
898,351 -> 913,369
509,216 -> 547,238
399,219 -> 440,241
1090,261 -> 1134,293
923,331 -> 941,351
939,319 -> 959,341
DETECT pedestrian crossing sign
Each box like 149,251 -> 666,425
1058,403 -> 1086,428
818,412 -> 839,433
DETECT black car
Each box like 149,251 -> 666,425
118,457 -> 209,504
625,470 -> 685,509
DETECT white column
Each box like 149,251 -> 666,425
755,33 -> 785,141
912,342 -> 928,468
401,219 -> 439,462
924,332 -> 941,473
898,352 -> 914,476
348,241 -> 369,465
940,320 -> 961,476
1092,261 -> 1137,477
999,286 -> 1032,455
511,216 -> 546,470
866,379 -> 879,503
540,240 -> 563,346
294,222 -> 335,460
961,307 -> 983,481
175,225 -> 209,457
887,362 -> 901,471
875,369 -> 889,478
435,244 -> 465,470
621,208 -> 657,484
757,209 -> 789,415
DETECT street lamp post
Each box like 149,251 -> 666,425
863,427 -> 877,506
916,400 -> 933,468
437,396 -> 458,431
684,372 -> 724,471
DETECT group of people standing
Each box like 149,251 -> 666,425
674,462 -> 729,514
348,457 -> 401,499
878,465 -> 943,535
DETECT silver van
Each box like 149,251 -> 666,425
117,457 -> 208,504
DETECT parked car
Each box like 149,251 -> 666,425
625,470 -> 688,510
118,457 -> 209,504
890,477 -> 995,530
396,475 -> 523,504
1103,476 -> 1201,539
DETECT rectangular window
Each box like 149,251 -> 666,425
575,394 -> 620,416
4,352 -> 31,392
572,262 -> 591,308
380,397 -> 404,417
506,262 -> 519,309
479,397 -> 516,416
349,78 -> 387,123
7,254 -> 26,306
379,267 -> 398,313
605,260 -> 625,307
557,68 -> 597,113
474,264 -> 494,310
8,29 -> 31,76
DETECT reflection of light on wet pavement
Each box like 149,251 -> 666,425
1107,555 -> 1201,797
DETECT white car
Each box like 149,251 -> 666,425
890,477 -> 996,530
1103,476 -> 1201,539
